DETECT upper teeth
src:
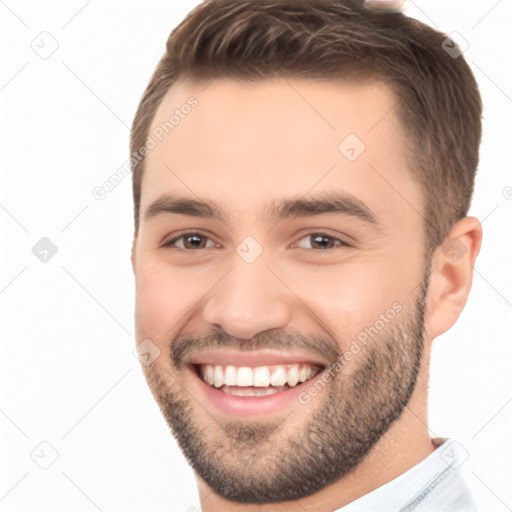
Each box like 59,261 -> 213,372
198,364 -> 319,388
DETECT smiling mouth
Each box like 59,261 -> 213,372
193,363 -> 324,397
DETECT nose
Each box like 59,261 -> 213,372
202,260 -> 292,340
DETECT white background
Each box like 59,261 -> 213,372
0,1 -> 511,511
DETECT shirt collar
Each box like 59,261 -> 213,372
334,438 -> 466,512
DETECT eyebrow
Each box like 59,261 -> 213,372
144,191 -> 380,227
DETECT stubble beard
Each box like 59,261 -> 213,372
141,279 -> 428,504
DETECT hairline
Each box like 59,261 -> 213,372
137,72 -> 427,230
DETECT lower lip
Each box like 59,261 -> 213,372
191,366 -> 323,416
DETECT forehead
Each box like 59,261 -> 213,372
141,77 -> 421,227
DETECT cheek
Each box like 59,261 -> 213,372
283,254 -> 420,348
133,254 -> 232,342
134,262 -> 200,341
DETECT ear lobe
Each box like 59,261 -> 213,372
424,216 -> 483,340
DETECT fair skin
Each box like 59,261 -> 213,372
131,78 -> 482,511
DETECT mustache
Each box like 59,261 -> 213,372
171,329 -> 342,369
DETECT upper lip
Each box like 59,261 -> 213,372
189,349 -> 329,368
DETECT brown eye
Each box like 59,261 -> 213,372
293,233 -> 351,250
162,233 -> 216,250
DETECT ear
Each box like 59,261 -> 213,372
424,216 -> 483,339
131,233 -> 137,274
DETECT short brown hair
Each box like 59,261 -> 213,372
130,0 -> 482,255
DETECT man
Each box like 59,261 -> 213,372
130,0 -> 483,510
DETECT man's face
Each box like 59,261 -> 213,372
132,78 -> 429,503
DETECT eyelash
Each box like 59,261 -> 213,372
161,231 -> 352,251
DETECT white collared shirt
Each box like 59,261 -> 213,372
335,438 -> 478,512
